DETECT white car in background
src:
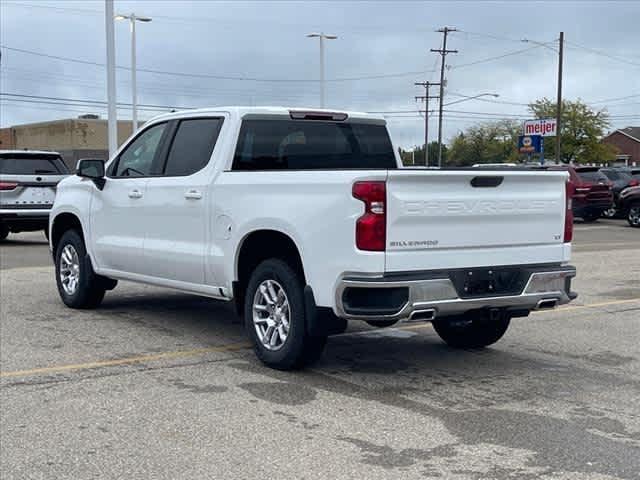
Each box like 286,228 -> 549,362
0,150 -> 70,241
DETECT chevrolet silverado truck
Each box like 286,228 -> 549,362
49,107 -> 577,370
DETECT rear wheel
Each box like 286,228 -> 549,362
0,225 -> 8,241
244,259 -> 327,370
432,311 -> 511,349
628,204 -> 640,228
55,229 -> 106,309
602,207 -> 617,218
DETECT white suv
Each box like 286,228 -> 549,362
50,107 -> 576,369
0,150 -> 69,241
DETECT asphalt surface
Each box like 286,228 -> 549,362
1,219 -> 639,479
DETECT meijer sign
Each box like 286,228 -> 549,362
523,118 -> 557,137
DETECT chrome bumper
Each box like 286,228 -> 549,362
335,265 -> 577,321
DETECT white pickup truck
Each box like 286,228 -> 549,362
50,107 -> 577,369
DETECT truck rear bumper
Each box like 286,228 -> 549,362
335,264 -> 577,321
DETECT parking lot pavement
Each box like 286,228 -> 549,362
1,221 -> 638,480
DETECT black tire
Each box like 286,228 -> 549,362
366,319 -> 400,328
244,258 -> 327,370
55,229 -> 106,309
432,311 -> 511,349
0,225 -> 8,241
627,203 -> 640,228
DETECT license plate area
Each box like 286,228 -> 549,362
449,267 -> 527,299
13,186 -> 56,206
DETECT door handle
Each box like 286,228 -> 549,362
184,189 -> 203,200
128,189 -> 143,199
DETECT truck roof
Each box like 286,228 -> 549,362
147,106 -> 383,123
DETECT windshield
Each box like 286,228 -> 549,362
0,155 -> 69,175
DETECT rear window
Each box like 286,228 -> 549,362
232,119 -> 396,170
576,170 -> 608,183
0,155 -> 69,175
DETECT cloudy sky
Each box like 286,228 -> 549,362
1,0 -> 638,148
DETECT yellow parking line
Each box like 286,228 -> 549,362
0,342 -> 250,379
2,298 -> 638,380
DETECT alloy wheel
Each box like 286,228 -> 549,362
59,244 -> 80,295
252,279 -> 290,351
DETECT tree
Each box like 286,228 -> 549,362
528,98 -> 617,164
447,120 -> 521,166
398,141 -> 447,166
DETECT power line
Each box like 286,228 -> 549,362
449,42 -> 553,70
565,40 -> 640,68
452,30 -> 522,44
588,94 -> 640,105
0,45 -> 430,83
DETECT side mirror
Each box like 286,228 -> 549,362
77,159 -> 106,190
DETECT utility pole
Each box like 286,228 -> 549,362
105,0 -> 117,157
415,81 -> 440,166
431,27 -> 458,167
555,31 -> 564,164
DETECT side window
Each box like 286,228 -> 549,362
163,118 -> 223,176
113,123 -> 167,177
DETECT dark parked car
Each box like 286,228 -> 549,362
600,168 -> 640,218
618,185 -> 640,227
566,166 -> 613,222
533,165 -> 613,222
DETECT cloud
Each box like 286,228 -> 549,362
1,0 -> 638,147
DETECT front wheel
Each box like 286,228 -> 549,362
0,225 -> 8,241
244,259 -> 327,370
602,207 -> 617,218
628,204 -> 640,228
55,229 -> 106,309
432,311 -> 511,349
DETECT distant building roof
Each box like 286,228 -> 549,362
607,126 -> 640,143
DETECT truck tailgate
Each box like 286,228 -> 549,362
385,169 -> 569,272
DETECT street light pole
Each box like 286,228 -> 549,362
306,33 -> 337,108
130,13 -> 137,131
105,0 -> 117,157
115,12 -> 152,133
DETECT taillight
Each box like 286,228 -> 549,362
0,182 -> 18,191
574,183 -> 590,193
564,181 -> 574,243
352,181 -> 386,251
629,179 -> 640,187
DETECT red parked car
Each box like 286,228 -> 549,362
548,166 -> 613,222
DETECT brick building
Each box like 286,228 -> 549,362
602,127 -> 640,166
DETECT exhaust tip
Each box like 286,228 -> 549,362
536,299 -> 558,310
409,309 -> 436,322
